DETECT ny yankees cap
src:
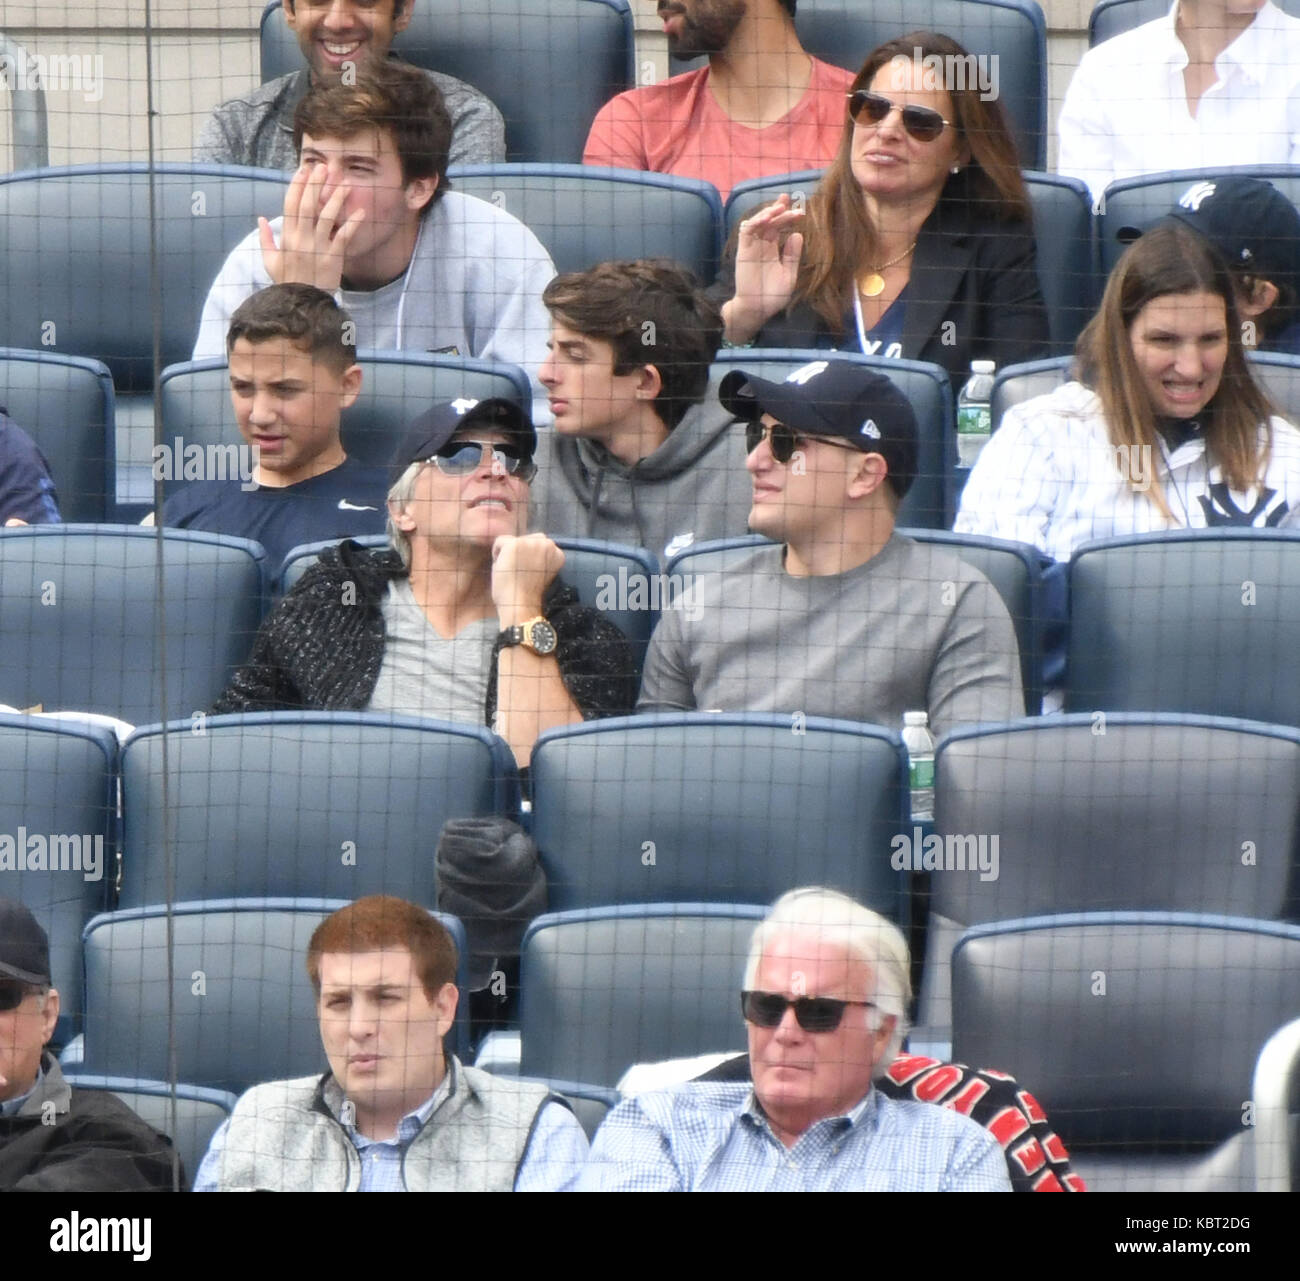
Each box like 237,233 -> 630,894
0,898 -> 52,985
720,358 -> 919,497
391,397 -> 536,486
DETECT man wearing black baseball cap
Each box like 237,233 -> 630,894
638,359 -> 1023,735
1119,177 -> 1300,356
212,396 -> 637,763
0,899 -> 178,1190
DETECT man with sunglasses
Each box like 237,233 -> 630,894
637,359 -> 1024,738
583,0 -> 852,202
212,397 -> 637,764
0,899 -> 179,1191
575,887 -> 1010,1190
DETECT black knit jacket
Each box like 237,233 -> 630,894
212,540 -> 639,722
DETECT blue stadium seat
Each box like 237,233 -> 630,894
157,352 -> 532,488
1089,0 -> 1300,46
79,898 -> 470,1093
724,171 -> 1095,355
518,903 -> 765,1087
0,715 -> 116,1045
529,713 -> 908,919
952,911 -> 1300,1191
1253,1016 -> 1300,1191
918,714 -> 1300,1039
1065,530 -> 1300,724
117,712 -> 520,907
0,526 -> 268,726
709,349 -> 954,528
58,1075 -> 236,1184
446,164 -> 723,280
670,0 -> 1048,169
668,532 -> 1042,714
0,349 -> 115,522
259,0 -> 635,163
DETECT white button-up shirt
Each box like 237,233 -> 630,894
1058,1 -> 1300,201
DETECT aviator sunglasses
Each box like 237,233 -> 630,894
847,90 -> 952,143
741,990 -> 877,1033
428,439 -> 537,483
744,420 -> 861,465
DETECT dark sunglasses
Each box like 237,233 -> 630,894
428,440 -> 537,483
847,90 -> 951,143
741,989 -> 876,1033
744,420 -> 860,465
0,979 -> 36,1012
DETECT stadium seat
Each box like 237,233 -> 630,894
1089,0 -> 1300,46
117,712 -> 520,907
667,532 -> 1042,714
1098,166 -> 1300,277
158,352 -> 532,491
0,349 -> 115,522
259,0 -> 635,163
951,911 -> 1300,1191
1253,1016 -> 1300,1191
0,526 -> 268,726
670,0 -> 1047,169
989,355 -> 1071,429
918,714 -> 1300,1038
529,713 -> 908,919
0,715 -> 116,1045
79,899 -> 470,1093
517,903 -> 765,1087
709,349 -> 953,528
724,172 -> 1095,356
58,1075 -> 236,1185
1065,530 -> 1300,724
446,164 -> 723,280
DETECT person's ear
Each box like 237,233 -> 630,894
388,495 -> 417,532
404,174 -> 438,213
339,363 -> 363,410
634,363 -> 664,402
392,0 -> 414,37
282,0 -> 298,31
433,981 -> 459,1039
40,987 -> 61,1046
1241,278 -> 1280,319
847,450 -> 889,500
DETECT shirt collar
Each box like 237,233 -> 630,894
329,1059 -> 456,1146
1154,1 -> 1280,79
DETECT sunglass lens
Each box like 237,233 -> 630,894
742,991 -> 787,1027
850,91 -> 889,125
797,997 -> 847,1032
902,106 -> 945,142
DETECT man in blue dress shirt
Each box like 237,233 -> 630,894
576,887 -> 1011,1191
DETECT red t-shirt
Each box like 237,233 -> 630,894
584,58 -> 853,202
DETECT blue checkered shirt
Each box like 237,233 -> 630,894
574,1082 -> 1012,1191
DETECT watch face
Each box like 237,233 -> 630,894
528,620 -> 558,655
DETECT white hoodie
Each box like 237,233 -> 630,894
955,380 -> 1300,563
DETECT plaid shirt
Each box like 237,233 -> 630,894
574,1082 -> 1011,1192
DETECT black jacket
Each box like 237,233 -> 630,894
0,1054 -> 181,1192
720,192 -> 1051,389
212,540 -> 639,722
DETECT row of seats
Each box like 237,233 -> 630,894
52,896 -> 1300,1189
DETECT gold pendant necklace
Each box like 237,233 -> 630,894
859,241 -> 918,298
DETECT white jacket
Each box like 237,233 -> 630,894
955,380 -> 1300,563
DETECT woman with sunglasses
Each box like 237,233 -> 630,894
719,31 -> 1049,389
212,398 -> 638,764
956,220 -> 1300,563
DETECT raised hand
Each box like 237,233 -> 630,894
725,193 -> 807,344
490,532 -> 566,628
258,162 -> 367,292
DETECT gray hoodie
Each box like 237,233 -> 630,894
529,384 -> 755,567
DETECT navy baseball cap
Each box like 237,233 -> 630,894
720,358 -> 919,497
0,899 -> 51,985
390,398 -> 535,486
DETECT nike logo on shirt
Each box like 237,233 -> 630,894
338,500 -> 379,512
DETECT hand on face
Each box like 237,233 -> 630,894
259,162 -> 367,291
491,532 -> 566,627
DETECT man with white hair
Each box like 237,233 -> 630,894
574,888 -> 1011,1190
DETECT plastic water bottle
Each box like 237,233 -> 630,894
901,711 -> 936,823
956,359 -> 996,468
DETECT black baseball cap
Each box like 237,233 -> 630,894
0,899 -> 51,985
720,359 -> 919,497
1118,177 -> 1300,302
390,398 -> 535,486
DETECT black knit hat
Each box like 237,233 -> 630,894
0,898 -> 51,985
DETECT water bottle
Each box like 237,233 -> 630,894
956,359 -> 996,468
901,711 -> 936,823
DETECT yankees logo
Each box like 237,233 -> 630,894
1197,482 -> 1289,527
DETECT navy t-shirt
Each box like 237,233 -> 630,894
161,456 -> 388,571
0,411 -> 61,524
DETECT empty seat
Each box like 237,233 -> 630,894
447,165 -> 723,280
952,911 -> 1300,1190
80,899 -> 470,1093
260,0 -> 635,163
118,712 -> 519,907
0,526 -> 268,726
518,904 -> 765,1087
1065,530 -> 1300,724
529,713 -> 908,919
0,349 -> 114,522
0,715 -> 116,1044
